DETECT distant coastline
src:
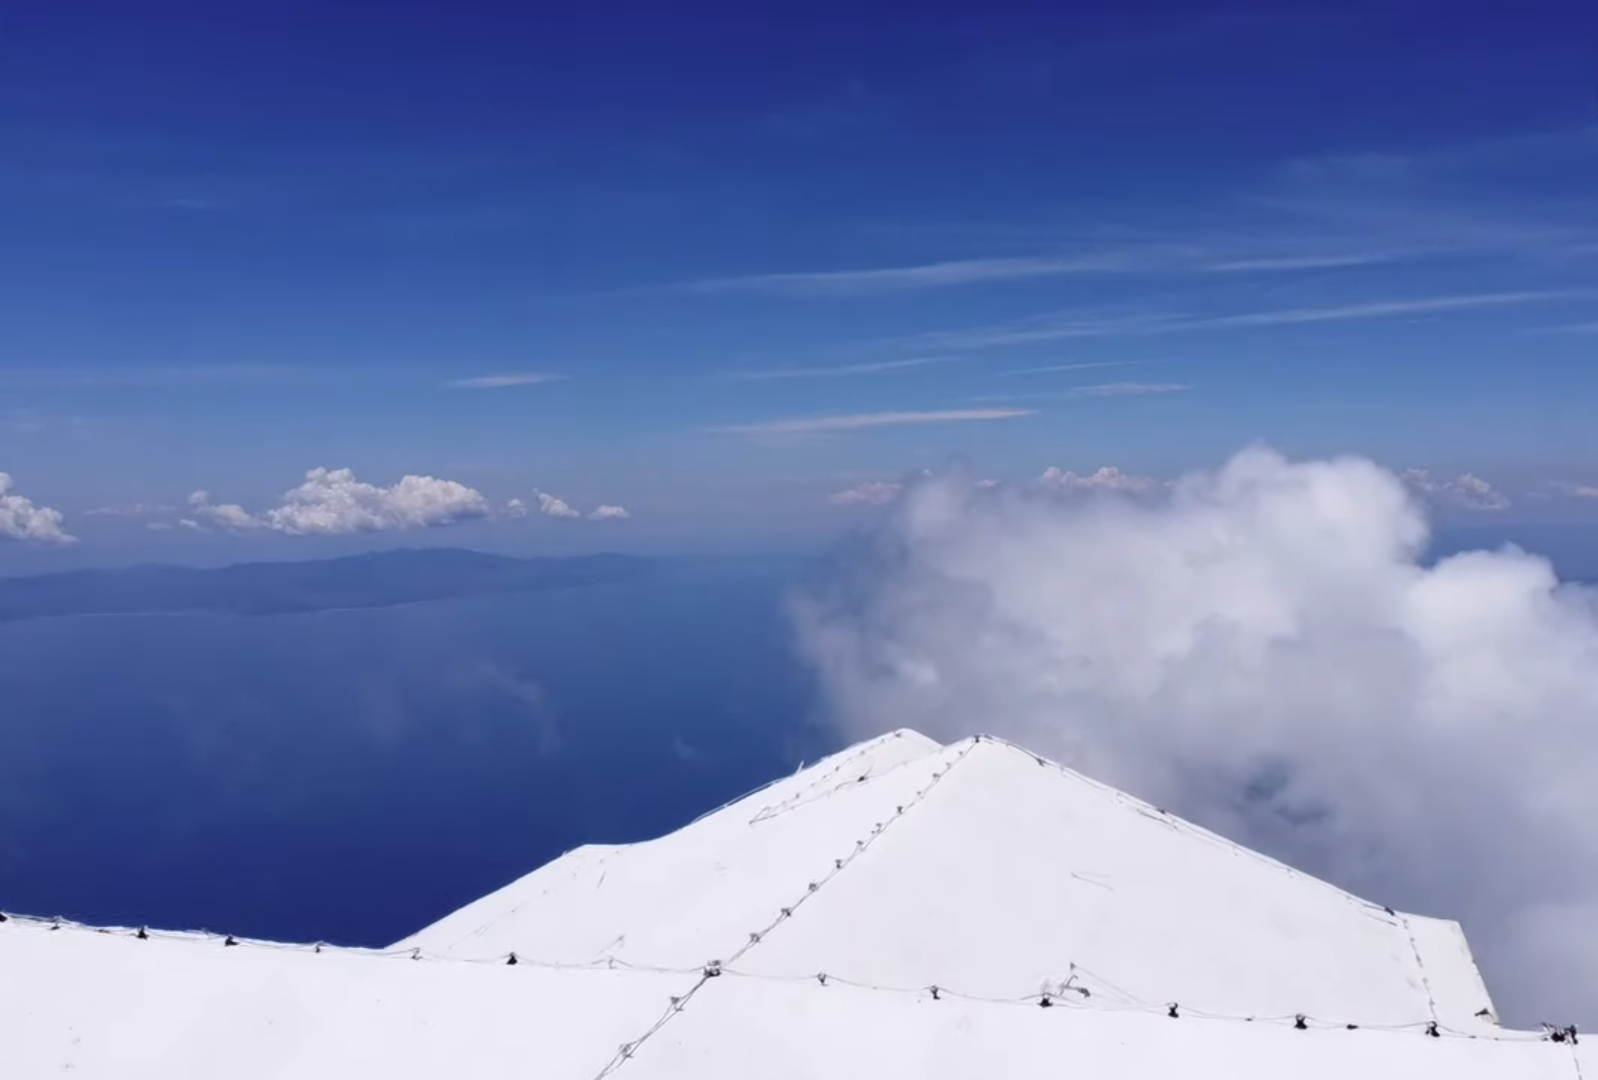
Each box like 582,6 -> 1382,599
0,548 -> 653,622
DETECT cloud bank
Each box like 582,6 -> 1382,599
178,473 -> 628,534
0,472 -> 74,544
794,446 -> 1598,1027
187,468 -> 495,535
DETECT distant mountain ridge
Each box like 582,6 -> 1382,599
0,549 -> 652,622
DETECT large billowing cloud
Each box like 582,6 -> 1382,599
187,468 -> 495,535
0,472 -> 74,544
794,446 -> 1598,1027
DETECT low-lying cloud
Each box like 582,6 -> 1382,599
1402,468 -> 1511,511
0,472 -> 74,544
794,446 -> 1598,1027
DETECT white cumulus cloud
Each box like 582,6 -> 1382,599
187,490 -> 263,531
0,473 -> 74,544
508,492 -> 630,521
535,491 -> 581,519
794,446 -> 1598,1027
1038,465 -> 1164,493
1402,468 -> 1510,511
186,468 -> 495,535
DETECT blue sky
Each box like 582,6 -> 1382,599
2,0 -> 1597,566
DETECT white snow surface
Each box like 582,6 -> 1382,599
4,729 -> 1578,1079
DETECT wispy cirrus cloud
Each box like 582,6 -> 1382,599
972,382 -> 1191,403
686,241 -> 1430,297
685,254 -> 1130,296
1204,291 -> 1589,328
728,357 -> 959,380
914,290 -> 1589,350
1203,251 -> 1409,272
1002,360 -> 1149,376
0,364 -> 317,392
714,408 -> 1033,436
1533,321 -> 1598,335
915,312 -> 1182,349
1068,382 -> 1190,397
444,372 -> 565,389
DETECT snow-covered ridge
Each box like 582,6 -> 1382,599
1,730 -> 1578,1079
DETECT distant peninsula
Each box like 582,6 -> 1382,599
0,548 -> 652,622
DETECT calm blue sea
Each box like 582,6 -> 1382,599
0,559 -> 830,946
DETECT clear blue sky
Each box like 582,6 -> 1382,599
2,0 -> 1596,566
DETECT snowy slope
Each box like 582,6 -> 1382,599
0,917 -> 687,1079
2,727 -> 1557,1079
0,915 -> 1578,1080
732,736 -> 1492,1030
624,976 -> 1577,1080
